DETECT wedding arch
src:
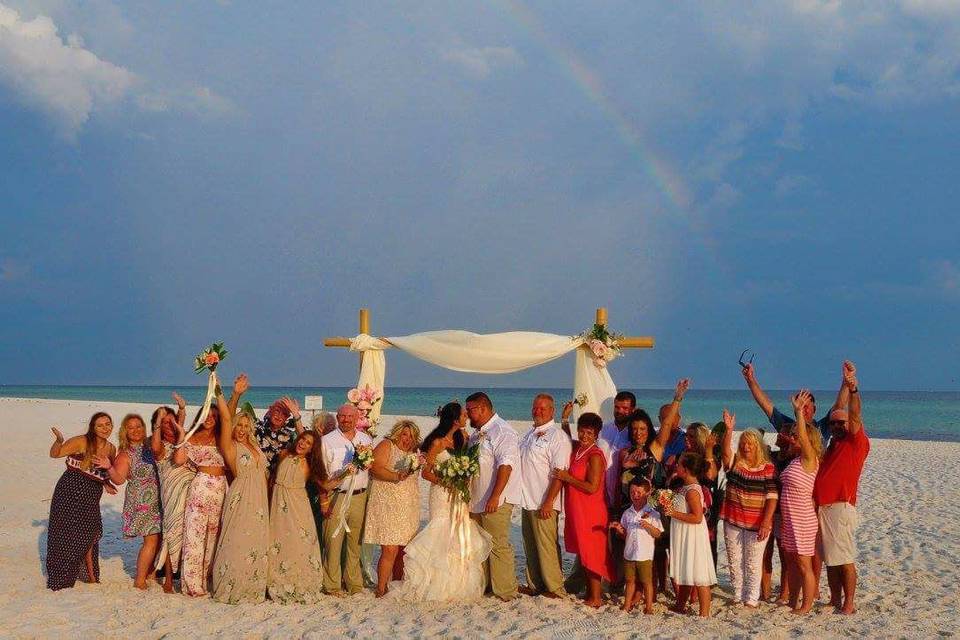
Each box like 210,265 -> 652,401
323,308 -> 654,425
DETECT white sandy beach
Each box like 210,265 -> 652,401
1,396 -> 958,639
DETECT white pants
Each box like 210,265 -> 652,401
724,522 -> 765,606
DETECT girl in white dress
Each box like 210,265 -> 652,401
665,451 -> 716,617
390,402 -> 492,602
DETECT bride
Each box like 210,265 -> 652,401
390,402 -> 492,602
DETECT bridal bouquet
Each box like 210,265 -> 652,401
576,323 -> 623,368
177,341 -> 228,448
347,384 -> 383,435
194,342 -> 228,374
352,445 -> 375,471
436,444 -> 481,503
648,488 -> 675,512
573,392 -> 588,407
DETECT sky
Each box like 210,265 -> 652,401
0,0 -> 958,391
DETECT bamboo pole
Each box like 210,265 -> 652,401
595,307 -> 608,327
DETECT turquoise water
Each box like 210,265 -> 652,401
2,385 -> 958,442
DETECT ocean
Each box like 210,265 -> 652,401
1,385 -> 958,442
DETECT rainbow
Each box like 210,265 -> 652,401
497,0 -> 693,211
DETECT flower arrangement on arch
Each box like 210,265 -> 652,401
194,341 -> 228,374
346,384 -> 383,435
576,323 -> 623,368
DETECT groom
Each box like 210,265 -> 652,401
465,392 -> 521,602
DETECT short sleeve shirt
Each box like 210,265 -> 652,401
255,417 -> 297,472
813,426 -> 870,507
621,505 -> 663,562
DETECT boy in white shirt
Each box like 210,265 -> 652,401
609,477 -> 663,613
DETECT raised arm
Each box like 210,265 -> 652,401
845,363 -> 863,435
227,374 -> 248,419
831,361 -> 854,412
216,387 -> 236,471
173,392 -> 187,429
653,379 -> 689,457
560,401 -> 574,438
172,419 -> 189,466
791,390 -> 818,471
721,408 -> 736,471
49,429 -> 85,459
151,408 -> 167,461
742,363 -> 774,419
281,396 -> 305,435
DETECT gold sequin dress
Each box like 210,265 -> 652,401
363,441 -> 420,545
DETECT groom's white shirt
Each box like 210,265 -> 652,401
469,413 -> 522,513
518,420 -> 571,511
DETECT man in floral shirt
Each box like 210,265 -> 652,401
231,375 -> 305,473
256,397 -> 305,472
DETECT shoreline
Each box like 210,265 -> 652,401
1,395 -> 952,445
1,396 -> 958,638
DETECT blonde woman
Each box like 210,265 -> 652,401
781,390 -> 824,614
46,412 -> 117,590
212,375 -> 271,604
719,411 -> 779,608
363,419 -> 422,597
95,414 -> 161,590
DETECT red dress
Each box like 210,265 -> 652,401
563,444 -> 612,581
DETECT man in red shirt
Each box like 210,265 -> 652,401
813,361 -> 869,615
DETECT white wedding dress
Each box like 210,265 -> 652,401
390,450 -> 492,602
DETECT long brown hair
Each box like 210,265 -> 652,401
83,411 -> 112,469
306,432 -> 329,488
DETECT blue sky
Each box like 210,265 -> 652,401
1,1 -> 958,390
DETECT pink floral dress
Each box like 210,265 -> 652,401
181,442 -> 227,597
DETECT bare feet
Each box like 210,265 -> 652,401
791,605 -> 813,615
643,606 -> 654,615
541,591 -> 562,599
583,598 -> 603,608
839,606 -> 857,615
162,582 -> 174,594
518,585 -> 539,597
134,580 -> 148,590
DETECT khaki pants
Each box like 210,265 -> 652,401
521,508 -> 566,595
473,502 -> 518,600
322,490 -> 367,594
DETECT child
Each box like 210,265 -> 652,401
609,477 -> 663,613
665,452 -> 717,617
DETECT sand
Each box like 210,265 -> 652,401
1,396 -> 958,639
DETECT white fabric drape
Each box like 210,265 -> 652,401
174,371 -> 219,448
348,330 -> 618,422
351,334 -> 387,423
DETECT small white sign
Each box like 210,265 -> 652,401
304,396 -> 323,411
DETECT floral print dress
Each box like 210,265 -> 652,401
268,454 -> 323,603
212,444 -> 270,604
181,442 -> 227,597
121,443 -> 161,537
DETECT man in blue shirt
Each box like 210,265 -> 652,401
742,363 -> 852,446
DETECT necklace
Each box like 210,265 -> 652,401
574,443 -> 595,461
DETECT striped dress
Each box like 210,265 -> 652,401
719,462 -> 778,531
779,457 -> 819,556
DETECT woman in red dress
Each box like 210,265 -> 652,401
553,412 -> 612,607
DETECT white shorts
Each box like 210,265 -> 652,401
817,502 -> 858,567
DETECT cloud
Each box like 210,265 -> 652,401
0,2 -> 136,137
933,259 -> 960,298
442,45 -> 522,78
137,84 -> 241,119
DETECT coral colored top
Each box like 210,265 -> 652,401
814,426 -> 870,507
563,444 -> 612,581
719,462 -> 778,531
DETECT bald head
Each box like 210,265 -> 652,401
337,403 -> 359,434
